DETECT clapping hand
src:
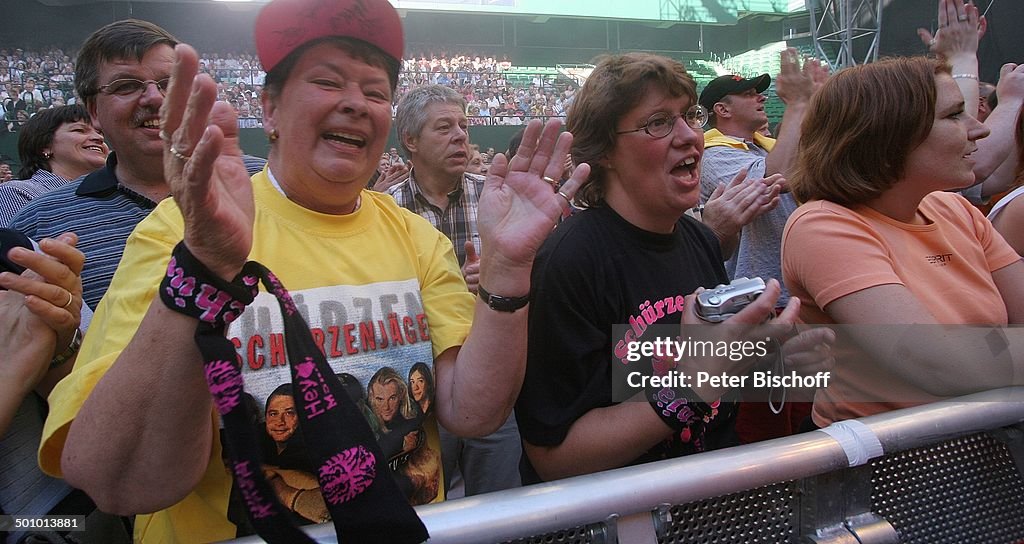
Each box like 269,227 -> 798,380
0,233 -> 84,397
775,48 -> 829,106
372,162 -> 410,193
160,43 -> 254,281
476,119 -> 589,287
702,167 -> 782,249
918,0 -> 986,59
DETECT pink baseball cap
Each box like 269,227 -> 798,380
255,0 -> 404,73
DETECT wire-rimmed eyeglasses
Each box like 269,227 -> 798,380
615,105 -> 708,138
97,78 -> 171,98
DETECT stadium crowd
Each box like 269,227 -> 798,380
1,45 -> 574,132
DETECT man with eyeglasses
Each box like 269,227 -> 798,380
9,19 -> 264,310
696,48 -> 827,444
4,19 -> 264,543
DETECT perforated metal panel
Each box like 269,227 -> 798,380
497,431 -> 1024,544
871,432 -> 1024,544
502,482 -> 798,544
658,481 -> 798,544
504,524 -> 595,544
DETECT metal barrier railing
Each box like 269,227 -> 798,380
229,388 -> 1024,544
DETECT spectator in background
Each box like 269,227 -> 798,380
370,155 -> 410,193
7,108 -> 30,133
986,95 -> 1024,254
390,83 -> 523,498
0,43 -> 582,128
43,80 -> 64,105
19,78 -> 45,111
466,144 -> 484,175
978,81 -> 996,121
918,0 -> 1021,208
388,146 -> 404,166
0,104 -> 108,225
0,161 -> 13,183
390,85 -> 480,269
4,83 -> 28,115
696,51 -> 827,444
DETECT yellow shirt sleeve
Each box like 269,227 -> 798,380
39,198 -> 186,476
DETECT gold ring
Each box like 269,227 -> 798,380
556,191 -> 572,206
542,175 -> 558,185
170,146 -> 191,162
61,290 -> 73,309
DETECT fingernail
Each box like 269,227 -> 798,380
200,126 -> 213,144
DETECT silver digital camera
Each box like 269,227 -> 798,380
695,277 -> 766,323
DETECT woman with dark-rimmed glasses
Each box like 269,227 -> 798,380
516,52 -> 833,484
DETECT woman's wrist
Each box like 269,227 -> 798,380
946,53 -> 978,70
50,327 -> 82,369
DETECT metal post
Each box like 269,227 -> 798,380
808,0 -> 883,69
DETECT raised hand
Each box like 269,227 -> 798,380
160,43 -> 254,281
917,0 -> 986,58
477,119 -> 589,289
995,63 -> 1024,104
775,48 -> 826,106
461,241 -> 481,295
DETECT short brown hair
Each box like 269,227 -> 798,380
75,19 -> 178,109
791,56 -> 949,206
568,53 -> 697,208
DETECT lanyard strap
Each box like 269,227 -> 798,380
161,242 -> 428,543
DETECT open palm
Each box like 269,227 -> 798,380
478,119 -> 589,266
161,44 -> 254,281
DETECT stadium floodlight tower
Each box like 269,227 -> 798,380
807,0 -> 883,70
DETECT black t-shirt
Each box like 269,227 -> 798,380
516,205 -> 732,484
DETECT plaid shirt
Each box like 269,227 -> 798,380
387,169 -> 484,266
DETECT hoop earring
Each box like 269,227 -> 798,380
43,151 -> 53,159
268,129 -> 279,142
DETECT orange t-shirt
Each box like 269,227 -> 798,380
782,191 -> 1020,425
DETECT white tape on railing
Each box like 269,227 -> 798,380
820,419 -> 885,467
